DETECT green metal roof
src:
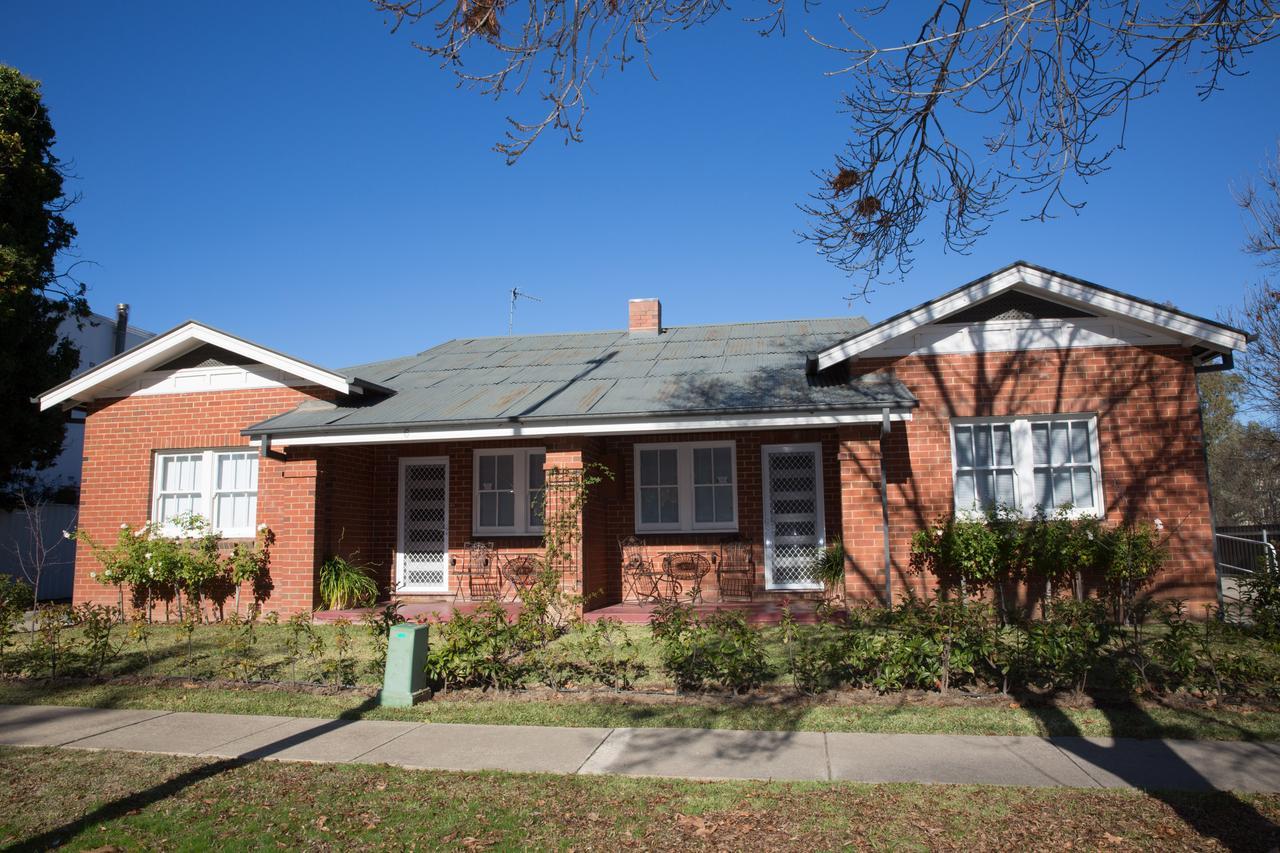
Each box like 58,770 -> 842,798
245,317 -> 916,437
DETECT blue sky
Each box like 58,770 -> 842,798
5,3 -> 1277,367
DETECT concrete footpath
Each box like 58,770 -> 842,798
3,704 -> 1280,792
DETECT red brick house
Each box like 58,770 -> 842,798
40,262 -> 1250,616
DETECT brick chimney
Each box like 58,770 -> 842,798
629,298 -> 661,336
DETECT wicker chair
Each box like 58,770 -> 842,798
455,541 -> 501,601
716,538 -> 755,601
619,536 -> 660,602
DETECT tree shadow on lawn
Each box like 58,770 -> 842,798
8,695 -> 383,852
1020,691 -> 1280,851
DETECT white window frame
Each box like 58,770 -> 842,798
151,448 -> 259,538
633,441 -> 739,533
472,447 -> 546,536
950,414 -> 1104,518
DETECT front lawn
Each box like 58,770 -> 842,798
1,746 -> 1277,851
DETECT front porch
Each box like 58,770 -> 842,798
297,428 -> 856,616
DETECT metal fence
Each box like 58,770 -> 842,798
1216,525 -> 1278,611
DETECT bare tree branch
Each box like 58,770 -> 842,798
373,0 -> 1280,293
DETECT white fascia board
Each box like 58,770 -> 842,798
256,410 -> 914,448
815,264 -> 1248,371
39,322 -> 354,411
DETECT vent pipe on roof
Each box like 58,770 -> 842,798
629,298 -> 661,335
113,304 -> 130,355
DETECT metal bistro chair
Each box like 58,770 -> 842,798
502,554 -> 545,602
619,536 -> 660,603
717,538 -> 755,601
454,541 -> 501,601
663,552 -> 713,604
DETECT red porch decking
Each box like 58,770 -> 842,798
312,598 -> 836,626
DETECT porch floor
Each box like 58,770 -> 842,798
313,599 -> 834,626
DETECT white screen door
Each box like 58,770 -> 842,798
762,443 -> 826,590
397,457 -> 449,593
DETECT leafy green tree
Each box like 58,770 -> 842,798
0,64 -> 86,503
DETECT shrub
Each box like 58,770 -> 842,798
1013,598 -> 1112,691
319,555 -> 379,610
425,602 -> 534,690
654,606 -> 771,693
0,576 -> 33,675
1239,553 -> 1280,638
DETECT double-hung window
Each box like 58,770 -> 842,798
951,415 -> 1102,516
634,442 -> 737,532
473,448 -> 545,535
152,449 -> 259,537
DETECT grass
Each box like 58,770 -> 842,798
1,746 -> 1278,850
5,617 -> 1280,742
4,678 -> 1280,742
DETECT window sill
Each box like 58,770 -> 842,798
635,525 -> 740,535
472,530 -> 545,538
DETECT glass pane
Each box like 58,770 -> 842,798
954,426 -> 974,468
1072,469 -> 1095,508
996,471 -> 1017,507
1034,470 -> 1052,509
639,450 -> 659,487
497,492 -> 515,527
993,425 -> 1013,467
979,470 -> 998,508
639,488 -> 659,524
714,485 -> 734,523
713,447 -> 732,483
974,426 -> 992,468
479,492 -> 497,527
659,486 -> 679,523
479,455 -> 495,490
658,449 -> 678,486
528,453 -> 546,490
1031,423 -> 1050,465
1053,470 -> 1072,507
955,472 -> 976,508
1051,423 -> 1070,466
693,448 -> 713,485
529,490 -> 544,528
1070,421 -> 1091,463
495,454 -> 514,491
694,485 -> 714,522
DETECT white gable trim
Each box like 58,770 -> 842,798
814,264 -> 1249,371
39,322 -> 356,411
104,364 -> 315,398
872,317 -> 1178,358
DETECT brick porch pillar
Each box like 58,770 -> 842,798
838,425 -> 890,605
257,449 -> 321,614
544,440 -> 615,611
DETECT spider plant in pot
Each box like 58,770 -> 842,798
812,541 -> 846,600
319,554 -> 380,610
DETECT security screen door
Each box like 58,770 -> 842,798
762,444 -> 826,590
397,457 -> 449,593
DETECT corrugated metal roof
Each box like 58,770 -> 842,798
246,317 -> 916,436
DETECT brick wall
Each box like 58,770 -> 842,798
73,386 -> 335,614
841,343 -> 1218,610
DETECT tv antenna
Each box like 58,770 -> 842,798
508,287 -> 542,334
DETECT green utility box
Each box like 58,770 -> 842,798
379,622 -> 431,707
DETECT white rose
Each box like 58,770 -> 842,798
120,522 -> 129,530
89,571 -> 97,579
1154,518 -> 1164,532
61,530 -> 71,539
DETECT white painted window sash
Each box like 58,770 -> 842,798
950,414 -> 1104,518
151,449 -> 259,538
633,441 -> 738,533
472,447 -> 546,536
